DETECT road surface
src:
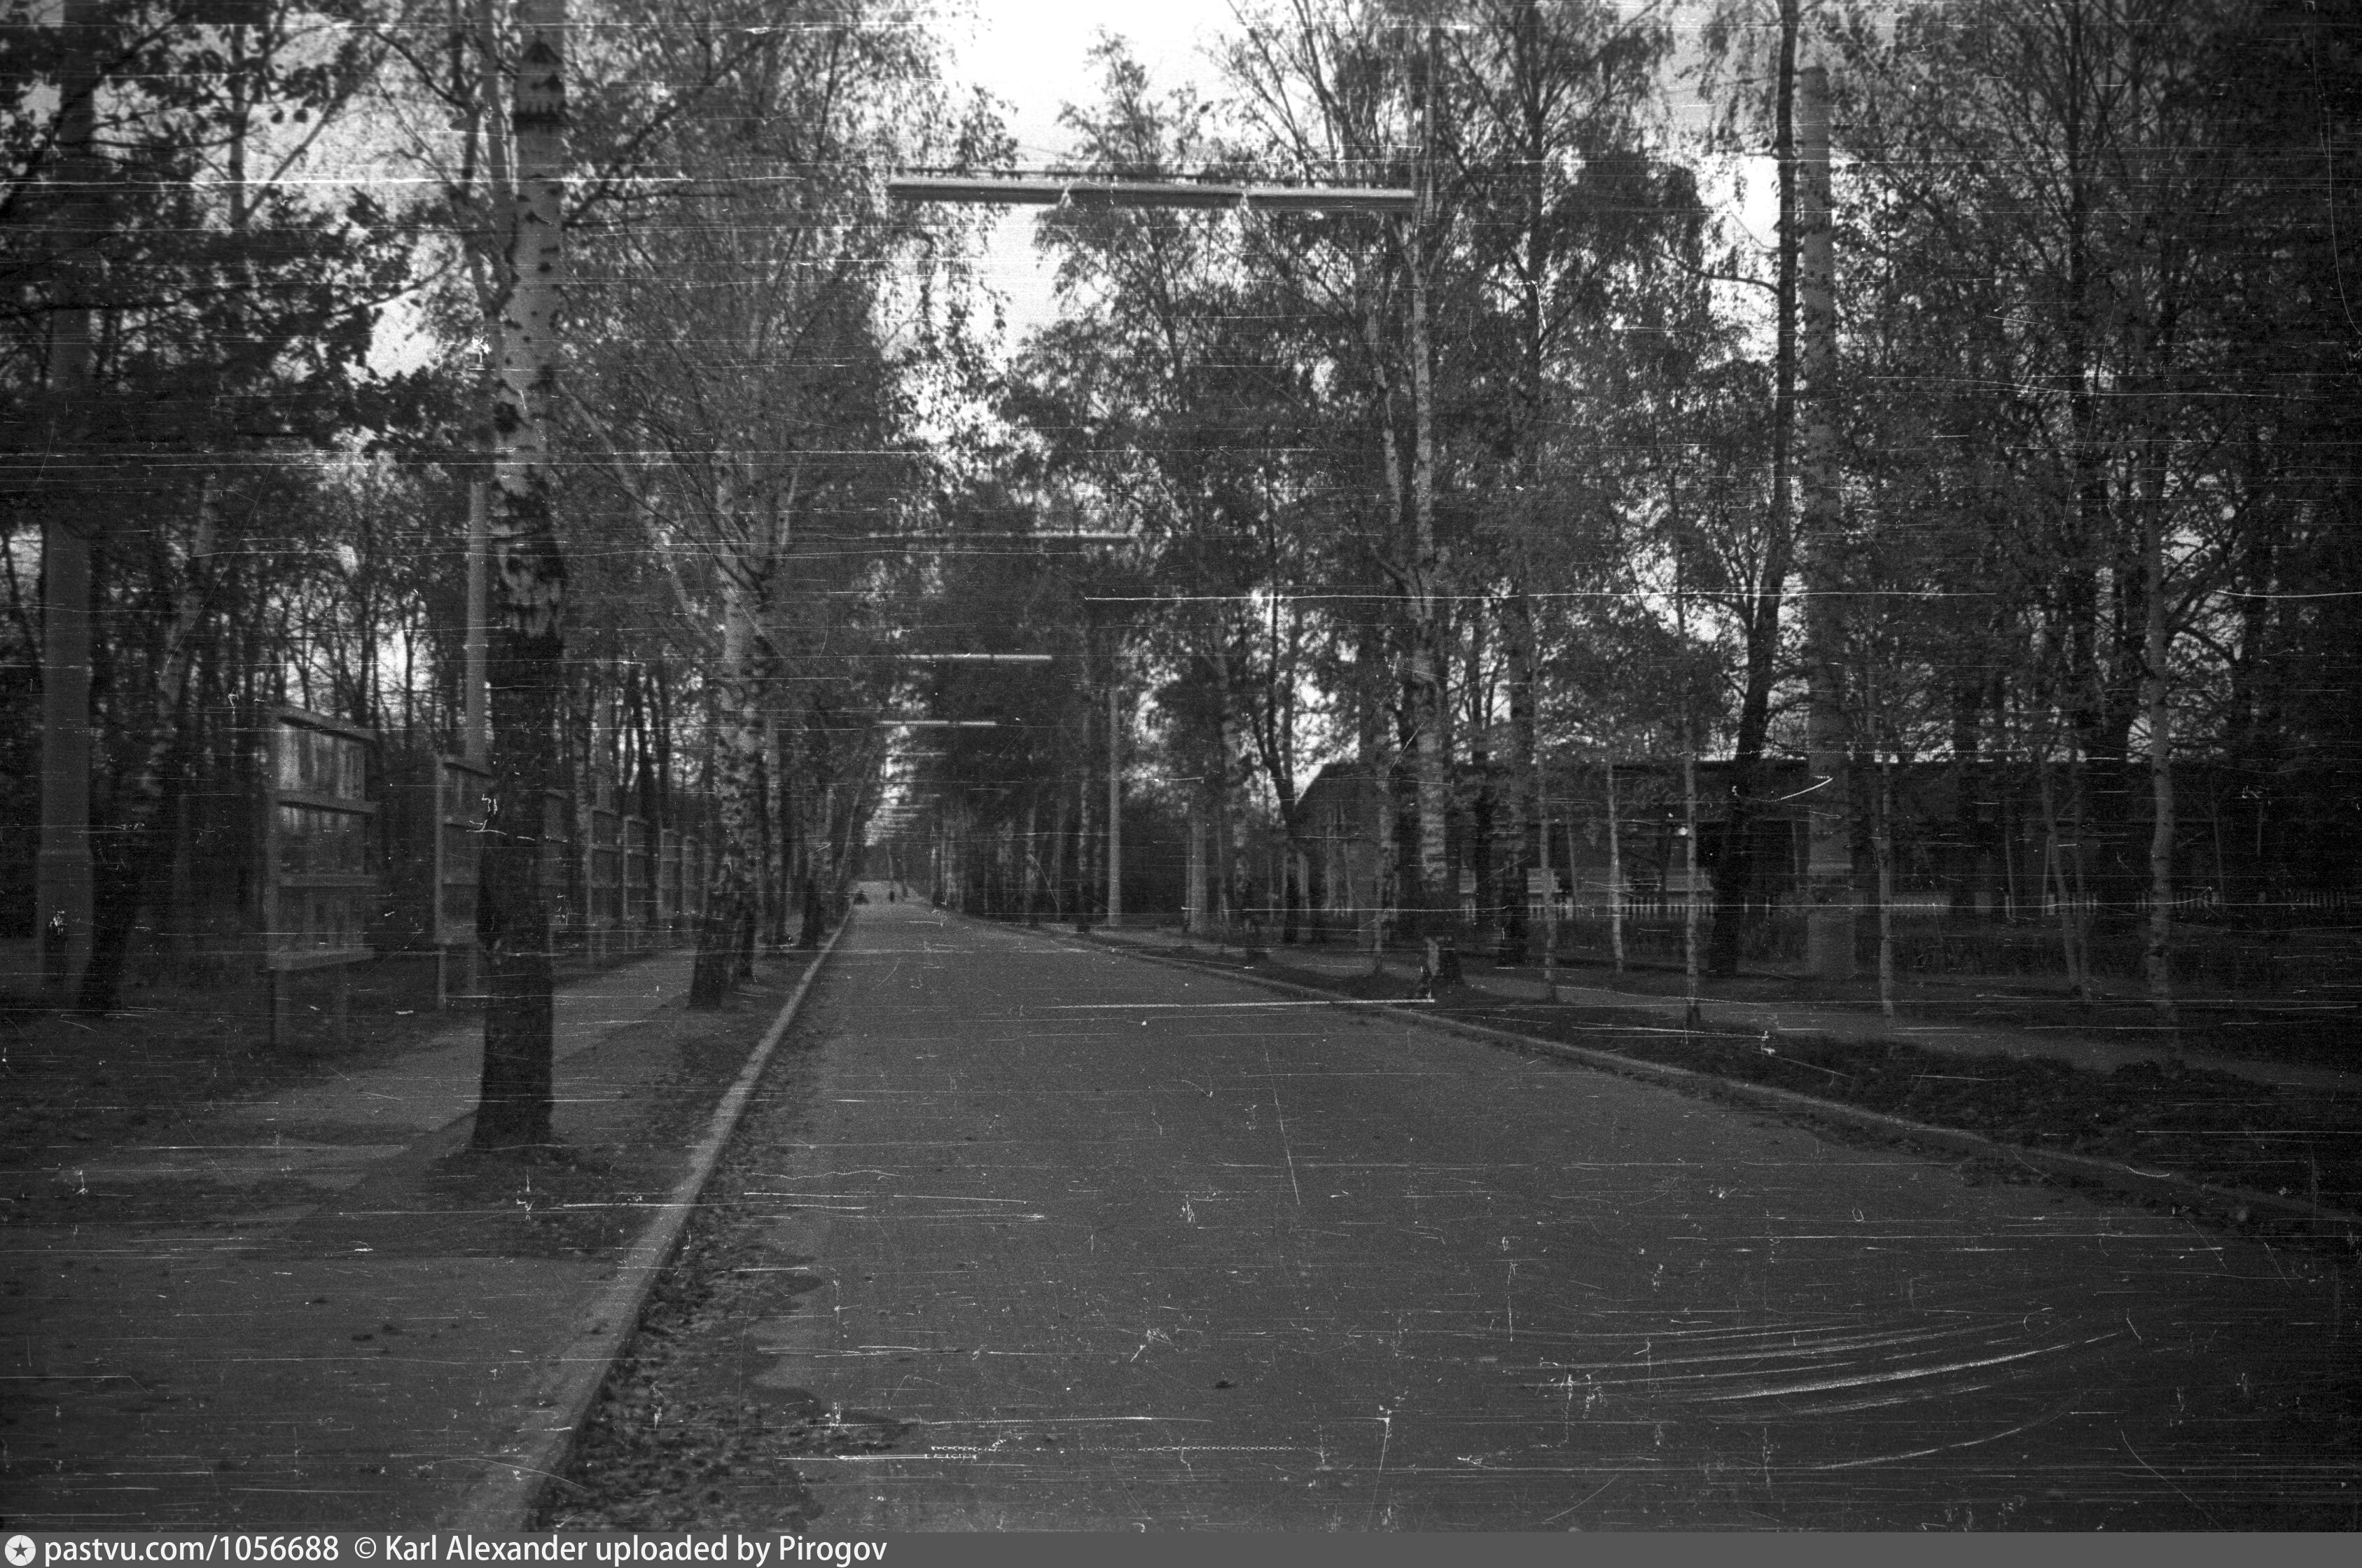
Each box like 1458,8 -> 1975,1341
664,894 -> 2358,1529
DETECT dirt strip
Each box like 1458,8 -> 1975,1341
1107,938 -> 2362,1241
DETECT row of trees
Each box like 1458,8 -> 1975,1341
8,0 -> 424,1005
9,0 -> 2356,1143
4,0 -> 1003,1146
887,0 -> 2358,1025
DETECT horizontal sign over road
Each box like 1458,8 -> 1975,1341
888,176 -> 1415,214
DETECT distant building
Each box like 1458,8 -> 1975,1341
1281,754 -> 2348,936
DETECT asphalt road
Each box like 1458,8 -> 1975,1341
702,894 -> 2357,1530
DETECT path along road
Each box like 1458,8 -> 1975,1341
709,894 -> 2356,1530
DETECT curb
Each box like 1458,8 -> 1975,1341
1085,932 -> 2361,1243
446,918 -> 853,1532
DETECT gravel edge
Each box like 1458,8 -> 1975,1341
446,920 -> 854,1532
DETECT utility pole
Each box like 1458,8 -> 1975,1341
36,0 -> 101,1005
1798,59 -> 1855,978
465,480 -> 489,763
1106,677 -> 1122,929
1405,25 -> 1452,966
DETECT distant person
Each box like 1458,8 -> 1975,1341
887,888 -> 896,903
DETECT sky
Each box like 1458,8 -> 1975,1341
938,0 -> 1765,355
365,0 -> 1214,373
364,1 -> 1763,373
941,0 -> 1247,349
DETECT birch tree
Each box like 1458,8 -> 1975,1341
470,0 -> 567,1149
562,6 -> 996,1006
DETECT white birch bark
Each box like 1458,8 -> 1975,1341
690,549 -> 762,1007
473,0 -> 569,1150
1539,771 -> 1559,1002
1798,59 -> 1855,979
1607,761 -> 1625,974
1405,159 -> 1451,938
1684,746 -> 1702,1029
2142,457 -> 2179,1040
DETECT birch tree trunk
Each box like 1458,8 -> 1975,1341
833,771 -> 868,928
763,713 -> 787,948
1503,0 -> 1546,970
1051,789 -> 1069,922
953,807 -> 968,914
1506,590 -> 1539,966
1075,747 -> 1096,931
1710,0 -> 1803,979
690,564 -> 760,1008
1405,190 -> 1451,943
930,812 -> 949,911
1355,297 -> 1417,967
1798,58 -> 1856,980
1606,761 -> 1625,974
81,479 -> 216,1008
472,0 -> 569,1151
1867,656 -> 1899,1021
1249,596 -> 1308,947
2036,729 -> 2091,1005
1538,773 -> 1559,1002
2142,452 -> 2179,1042
37,0 -> 102,1004
2067,742 -> 2095,1004
1676,541 -> 1700,1020
1348,618 -> 1391,973
1106,677 -> 1123,928
1684,745 -> 1702,1029
1186,800 -> 1205,936
1370,766 -> 1394,975
1464,611 -> 1494,951
810,782 -> 838,936
1214,649 -> 1248,938
1877,755 -> 1898,1021
1022,796 -> 1041,927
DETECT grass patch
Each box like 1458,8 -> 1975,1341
1216,950 -> 2362,1219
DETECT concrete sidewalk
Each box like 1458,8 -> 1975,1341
1,946 -> 816,1530
1090,924 -> 2362,1097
